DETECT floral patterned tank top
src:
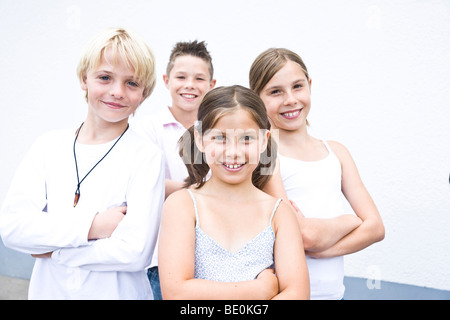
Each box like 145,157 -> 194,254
186,189 -> 281,282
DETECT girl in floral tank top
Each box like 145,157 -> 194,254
158,86 -> 309,300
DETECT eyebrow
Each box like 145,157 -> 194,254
94,70 -> 113,75
265,79 -> 307,92
93,70 -> 137,79
174,71 -> 208,77
208,129 -> 259,136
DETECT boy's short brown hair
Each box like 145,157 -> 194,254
166,40 -> 214,80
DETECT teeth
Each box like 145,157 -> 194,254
282,110 -> 300,117
224,163 -> 244,169
182,94 -> 196,98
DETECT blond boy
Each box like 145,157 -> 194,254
0,28 -> 165,299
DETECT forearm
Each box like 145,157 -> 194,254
300,214 -> 362,252
163,278 -> 273,300
52,151 -> 165,271
307,217 -> 385,258
52,199 -> 162,271
0,145 -> 96,254
0,206 -> 95,254
272,287 -> 309,300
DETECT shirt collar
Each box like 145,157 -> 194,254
160,106 -> 183,127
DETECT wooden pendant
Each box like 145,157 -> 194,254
74,190 -> 80,207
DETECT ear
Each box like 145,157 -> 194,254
80,75 -> 88,91
194,129 -> 205,153
163,74 -> 170,90
259,129 -> 270,154
209,78 -> 217,90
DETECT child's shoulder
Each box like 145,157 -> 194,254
325,140 -> 353,161
163,188 -> 197,220
271,198 -> 299,233
166,188 -> 192,202
33,129 -> 75,148
39,128 -> 74,139
325,139 -> 347,150
254,188 -> 287,217
126,128 -> 162,152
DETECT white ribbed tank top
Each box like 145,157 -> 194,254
279,140 -> 346,300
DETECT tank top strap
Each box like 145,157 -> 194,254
322,139 -> 332,153
269,198 -> 282,225
185,189 -> 200,226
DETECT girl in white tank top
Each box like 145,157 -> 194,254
250,48 -> 385,299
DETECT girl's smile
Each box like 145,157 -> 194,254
222,162 -> 246,171
280,108 -> 303,120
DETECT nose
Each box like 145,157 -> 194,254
110,82 -> 125,99
184,76 -> 195,89
283,90 -> 297,106
224,134 -> 243,160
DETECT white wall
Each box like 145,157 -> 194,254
1,0 -> 449,291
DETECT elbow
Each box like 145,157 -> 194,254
301,232 -> 315,251
0,218 -> 15,251
301,229 -> 325,252
160,281 -> 189,300
374,222 -> 385,243
127,249 -> 152,272
290,286 -> 310,300
366,218 -> 385,244
161,290 -> 182,300
275,285 -> 310,300
0,234 -> 15,251
114,241 -> 152,272
0,225 -> 25,254
128,257 -> 150,272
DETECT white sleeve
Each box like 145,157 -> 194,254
51,145 -> 165,272
0,135 -> 96,254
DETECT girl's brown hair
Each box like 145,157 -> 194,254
179,85 -> 277,189
249,48 -> 310,126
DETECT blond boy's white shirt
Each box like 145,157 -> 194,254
133,106 -> 190,268
0,128 -> 165,299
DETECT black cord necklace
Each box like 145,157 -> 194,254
73,122 -> 129,207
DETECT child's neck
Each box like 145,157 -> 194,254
281,128 -> 308,144
201,176 -> 257,202
76,118 -> 129,144
276,126 -> 312,154
169,105 -> 198,129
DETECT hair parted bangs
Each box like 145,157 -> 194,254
76,28 -> 156,101
249,48 -> 310,126
249,48 -> 310,95
179,85 -> 277,190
